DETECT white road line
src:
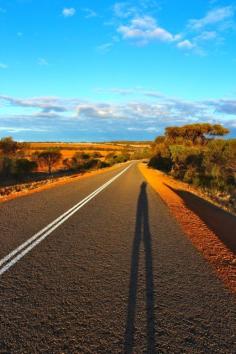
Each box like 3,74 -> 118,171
0,163 -> 133,276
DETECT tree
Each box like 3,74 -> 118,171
0,137 -> 18,155
37,148 -> 62,174
154,136 -> 165,145
0,137 -> 30,157
149,123 -> 234,193
165,123 -> 229,145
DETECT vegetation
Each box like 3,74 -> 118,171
149,123 -> 236,206
35,148 -> 62,174
0,137 -> 151,187
0,137 -> 37,179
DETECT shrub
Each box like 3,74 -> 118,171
0,156 -> 14,177
148,143 -> 172,172
149,123 -> 235,196
37,148 -> 62,174
14,159 -> 37,178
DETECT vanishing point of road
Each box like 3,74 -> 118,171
0,162 -> 235,353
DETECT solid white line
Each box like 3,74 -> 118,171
0,167 -> 124,267
0,163 -> 133,276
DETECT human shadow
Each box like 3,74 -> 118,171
124,182 -> 156,354
164,183 -> 236,255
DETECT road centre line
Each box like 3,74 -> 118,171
0,163 -> 133,276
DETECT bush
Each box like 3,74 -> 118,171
14,159 -> 37,178
149,123 -> 235,195
148,143 -> 172,172
0,156 -> 14,177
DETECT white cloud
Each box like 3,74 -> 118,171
177,6 -> 235,54
117,15 -> 180,43
189,6 -> 235,30
206,99 -> 236,115
177,39 -> 195,49
0,95 -> 68,112
1,94 -> 235,139
0,127 -> 47,133
0,62 -> 8,69
62,8 -> 76,18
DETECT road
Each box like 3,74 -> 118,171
0,162 -> 235,353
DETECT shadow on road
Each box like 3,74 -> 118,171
164,183 -> 236,255
124,182 -> 156,354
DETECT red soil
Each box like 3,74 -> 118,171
139,163 -> 236,295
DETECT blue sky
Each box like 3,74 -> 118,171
0,0 -> 236,141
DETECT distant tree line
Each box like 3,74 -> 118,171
149,123 -> 236,196
0,137 -> 144,183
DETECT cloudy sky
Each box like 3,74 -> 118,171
0,0 -> 236,141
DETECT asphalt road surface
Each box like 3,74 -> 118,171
0,162 -> 235,354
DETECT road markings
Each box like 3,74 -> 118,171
0,163 -> 133,276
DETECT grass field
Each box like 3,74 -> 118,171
27,142 -> 151,172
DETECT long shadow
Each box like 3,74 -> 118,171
164,183 -> 236,255
124,182 -> 156,354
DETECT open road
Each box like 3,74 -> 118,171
0,162 -> 235,353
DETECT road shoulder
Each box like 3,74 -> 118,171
138,162 -> 236,295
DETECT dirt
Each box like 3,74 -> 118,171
139,163 -> 236,295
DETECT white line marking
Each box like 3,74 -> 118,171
0,163 -> 133,276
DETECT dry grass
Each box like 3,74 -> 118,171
29,142 -> 125,151
139,163 -> 236,295
27,142 -> 129,172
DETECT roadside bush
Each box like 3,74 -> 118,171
148,143 -> 172,172
0,156 -> 14,177
14,159 -> 38,178
149,124 -> 235,197
170,145 -> 203,180
203,140 -> 235,192
83,158 -> 100,170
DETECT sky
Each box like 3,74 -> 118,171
0,0 -> 236,141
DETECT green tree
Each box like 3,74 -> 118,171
203,140 -> 235,191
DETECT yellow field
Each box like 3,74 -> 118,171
27,142 -> 144,172
29,142 -> 124,151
